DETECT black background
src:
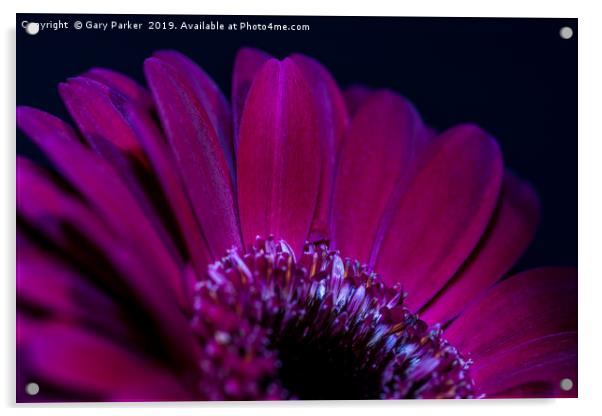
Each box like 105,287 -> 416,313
16,14 -> 577,272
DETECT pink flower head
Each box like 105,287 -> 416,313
16,49 -> 576,401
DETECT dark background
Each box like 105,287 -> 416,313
16,14 -> 577,272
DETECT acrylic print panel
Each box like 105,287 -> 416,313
16,14 -> 577,402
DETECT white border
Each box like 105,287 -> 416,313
3,1 -> 601,415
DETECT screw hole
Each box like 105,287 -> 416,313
560,378 -> 573,391
24,22 -> 40,36
25,382 -> 40,396
559,26 -> 573,40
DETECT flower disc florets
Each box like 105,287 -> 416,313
191,236 -> 475,400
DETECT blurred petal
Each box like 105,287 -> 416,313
445,267 -> 577,362
290,53 -> 349,239
475,332 -> 577,398
145,57 -> 242,257
17,106 -> 187,306
343,85 -> 373,117
232,47 -> 271,149
17,156 -> 110,252
421,171 -> 540,325
83,70 -> 211,281
115,102 -> 212,283
16,108 -> 199,367
375,124 -> 503,311
153,50 -> 234,175
59,77 -> 184,267
84,67 -> 153,110
17,237 -> 132,343
332,90 -> 421,264
237,58 -> 321,255
59,77 -> 144,156
21,323 -> 192,401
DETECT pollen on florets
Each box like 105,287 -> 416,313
190,236 -> 476,400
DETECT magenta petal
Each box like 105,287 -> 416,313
81,70 -> 212,278
474,332 -> 577,398
115,102 -> 212,282
290,53 -> 349,239
16,108 -> 158,252
84,67 -> 154,110
17,237 -> 131,342
16,160 -> 198,373
16,160 -> 120,299
59,77 -> 183,266
343,85 -> 374,118
375,124 -> 503,311
153,50 -> 234,175
445,267 -> 577,362
109,381 -> 193,402
231,47 -> 271,149
145,57 -> 242,257
22,323 -> 191,401
332,90 -> 422,264
16,157 -> 107,249
16,108 -> 194,321
59,77 -> 144,156
290,53 -> 349,154
237,58 -> 321,256
421,171 -> 540,325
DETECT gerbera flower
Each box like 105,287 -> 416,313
16,48 -> 577,401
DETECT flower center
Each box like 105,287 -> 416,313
191,237 -> 475,400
